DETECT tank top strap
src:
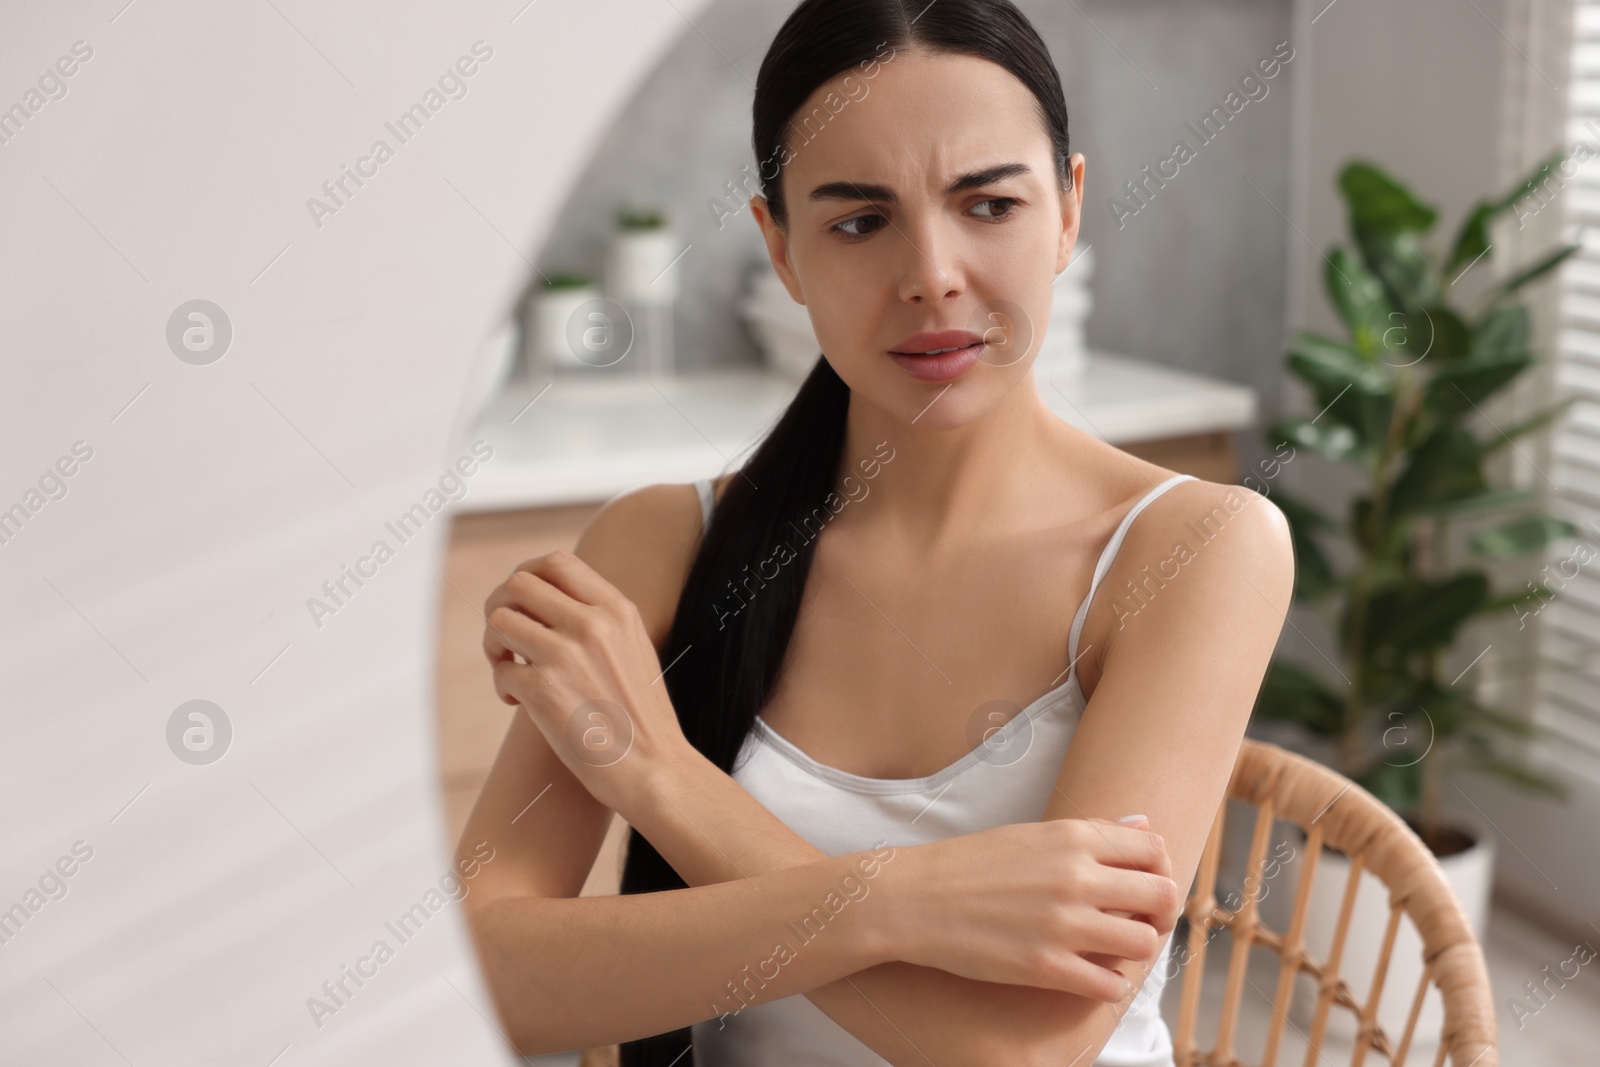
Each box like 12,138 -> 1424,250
1067,473 -> 1198,669
693,476 -> 715,534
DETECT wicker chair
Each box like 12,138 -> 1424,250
1172,739 -> 1498,1067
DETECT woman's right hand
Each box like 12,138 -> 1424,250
877,817 -> 1180,1001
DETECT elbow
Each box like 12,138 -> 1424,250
1007,1040 -> 1052,1067
955,1019 -> 1088,1067
459,896 -> 560,1057
1007,997 -> 1118,1067
1018,1032 -> 1111,1067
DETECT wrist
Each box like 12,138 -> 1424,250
615,739 -> 710,831
856,838 -> 925,967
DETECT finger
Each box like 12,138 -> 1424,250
1036,951 -> 1131,1002
1074,910 -> 1163,963
511,549 -> 622,609
1083,952 -> 1149,997
492,658 -> 537,706
484,569 -> 586,633
482,602 -> 558,670
1093,867 -> 1181,933
489,659 -> 528,710
1084,820 -> 1171,877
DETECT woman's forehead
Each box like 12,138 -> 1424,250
784,52 -> 1054,200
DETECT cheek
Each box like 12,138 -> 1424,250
973,236 -> 1054,351
790,248 -> 883,352
803,280 -> 874,358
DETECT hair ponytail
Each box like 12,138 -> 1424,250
615,1 -> 1070,1062
617,354 -> 847,1063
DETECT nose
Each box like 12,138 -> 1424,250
895,217 -> 963,304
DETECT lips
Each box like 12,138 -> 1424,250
889,329 -> 986,356
886,328 -> 987,383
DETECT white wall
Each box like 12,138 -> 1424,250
0,0 -> 709,1062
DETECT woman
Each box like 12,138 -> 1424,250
456,1 -> 1294,1064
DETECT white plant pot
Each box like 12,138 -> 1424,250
1288,822 -> 1495,1051
528,285 -> 602,371
607,228 -> 681,306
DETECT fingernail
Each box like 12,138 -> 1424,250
1117,814 -> 1148,824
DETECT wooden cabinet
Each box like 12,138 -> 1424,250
432,431 -> 1240,895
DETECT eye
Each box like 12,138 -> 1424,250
971,197 -> 1019,220
832,212 -> 888,239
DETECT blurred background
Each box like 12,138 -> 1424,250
4,0 -> 1599,1064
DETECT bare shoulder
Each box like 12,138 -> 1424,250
1073,471 -> 1295,687
570,478 -> 721,650
1123,476 -> 1293,582
1107,475 -> 1296,624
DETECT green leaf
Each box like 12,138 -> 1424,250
1339,162 -> 1438,233
1423,352 -> 1535,418
1325,247 -> 1392,350
1470,515 -> 1580,558
1481,396 -> 1578,455
1287,334 -> 1393,393
1356,226 -> 1441,314
1381,305 -> 1471,366
1356,760 -> 1422,813
1406,486 -> 1536,519
1389,428 -> 1489,516
1478,581 -> 1555,615
1254,660 -> 1345,737
1267,489 -> 1342,600
1363,572 -> 1491,654
1446,202 -> 1496,280
1463,702 -> 1540,738
1470,304 -> 1529,359
1488,243 -> 1581,300
1349,495 -> 1412,560
1444,147 -> 1568,277
1268,416 -> 1363,463
1286,334 -> 1395,448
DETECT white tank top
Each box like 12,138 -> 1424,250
686,472 -> 1196,1067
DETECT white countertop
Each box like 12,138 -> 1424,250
460,352 -> 1258,512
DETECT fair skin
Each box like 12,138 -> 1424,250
457,47 -> 1296,1065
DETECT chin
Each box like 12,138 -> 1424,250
875,359 -> 1032,430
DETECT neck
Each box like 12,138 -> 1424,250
837,370 -> 1075,552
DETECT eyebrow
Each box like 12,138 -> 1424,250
807,162 -> 1033,205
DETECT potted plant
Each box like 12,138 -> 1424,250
526,271 -> 603,372
607,205 -> 681,306
605,205 -> 681,377
1253,156 -> 1578,1041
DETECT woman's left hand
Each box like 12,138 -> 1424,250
481,549 -> 690,816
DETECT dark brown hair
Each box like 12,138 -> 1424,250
618,1 -> 1070,1061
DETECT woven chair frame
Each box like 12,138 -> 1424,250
1172,739 -> 1497,1067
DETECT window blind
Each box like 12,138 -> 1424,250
1541,1 -> 1600,776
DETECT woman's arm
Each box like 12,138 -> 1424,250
629,738 -> 1173,1066
1027,482 -> 1295,1060
607,481 -> 1294,1066
458,703 -> 1158,1060
456,706 -> 901,1055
